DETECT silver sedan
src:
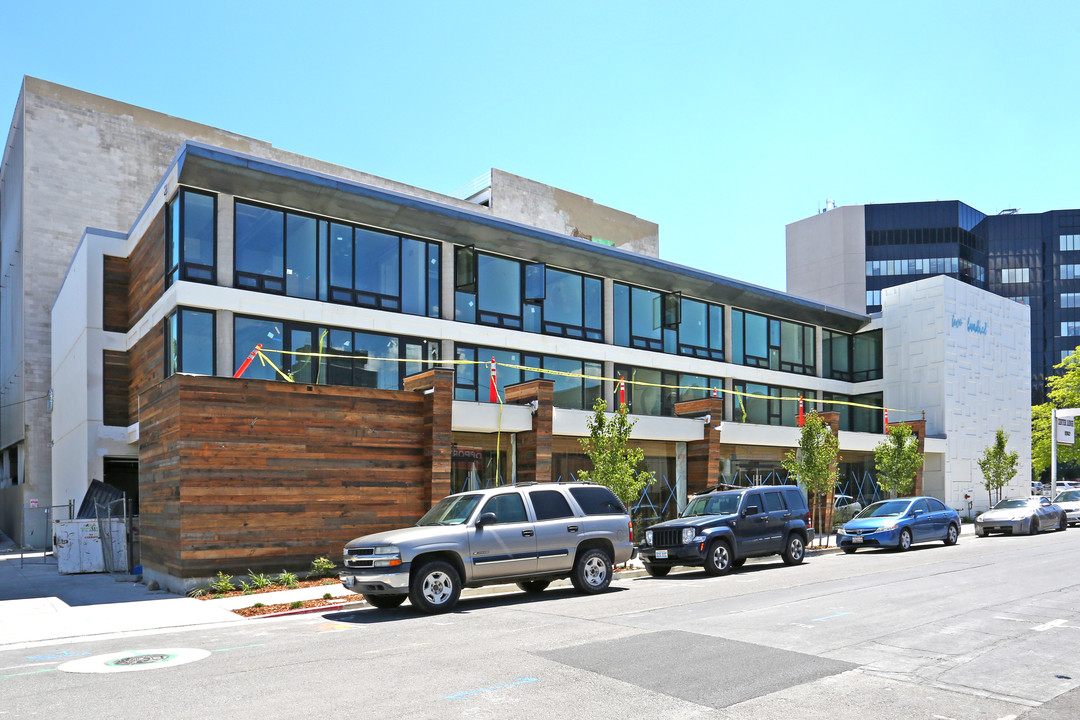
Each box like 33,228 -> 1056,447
1053,489 -> 1080,526
975,497 -> 1067,537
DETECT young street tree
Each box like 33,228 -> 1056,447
781,411 -> 839,545
874,424 -> 924,498
1032,347 -> 1080,477
977,429 -> 1019,506
577,398 -> 655,515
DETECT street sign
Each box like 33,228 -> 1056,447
1056,416 -> 1075,444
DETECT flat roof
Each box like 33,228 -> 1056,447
176,142 -> 870,333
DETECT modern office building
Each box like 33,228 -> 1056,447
1,79 -> 1030,587
787,201 -> 1080,402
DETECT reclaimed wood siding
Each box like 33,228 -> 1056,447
102,255 -> 130,332
103,350 -> 131,427
128,322 -> 164,425
139,375 -> 433,578
128,208 -> 165,327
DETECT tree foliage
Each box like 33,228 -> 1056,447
977,429 -> 1019,506
781,411 -> 839,541
1032,347 -> 1080,477
874,424 -> 924,498
577,398 -> 655,512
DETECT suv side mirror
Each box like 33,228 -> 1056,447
476,512 -> 497,528
742,505 -> 759,517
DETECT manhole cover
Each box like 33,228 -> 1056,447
59,648 -> 210,674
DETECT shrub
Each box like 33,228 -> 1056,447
242,590 -> 254,596
323,593 -> 333,600
310,556 -> 337,577
238,580 -> 253,592
211,594 -> 224,600
187,588 -> 206,598
289,601 -> 303,609
276,570 -> 299,589
208,571 -> 236,594
253,602 -> 265,608
247,571 -> 273,589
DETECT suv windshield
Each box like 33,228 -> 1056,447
417,494 -> 482,526
681,493 -> 740,518
856,500 -> 912,518
993,499 -> 1031,510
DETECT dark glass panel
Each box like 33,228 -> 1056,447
525,263 -> 546,303
326,328 -> 355,386
709,304 -> 723,353
287,327 -> 315,384
426,243 -> 440,318
680,298 -> 707,348
744,312 -> 767,359
732,310 -> 744,364
353,331 -> 400,389
329,223 -> 353,292
614,283 -> 630,346
180,310 -> 214,377
544,356 -> 583,409
455,345 -> 477,401
584,277 -> 602,332
183,192 -> 215,269
545,268 -> 582,327
234,316 -> 281,382
631,287 -> 661,341
455,291 -> 476,323
401,237 -> 427,316
355,228 -> 399,297
477,255 -> 521,322
235,203 -> 284,280
285,214 -> 317,299
166,312 -> 178,376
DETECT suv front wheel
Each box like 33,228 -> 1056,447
704,540 -> 733,576
409,560 -> 461,613
571,548 -> 612,594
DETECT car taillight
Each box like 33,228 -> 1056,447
629,521 -> 634,543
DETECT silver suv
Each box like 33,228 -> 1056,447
340,482 -> 633,613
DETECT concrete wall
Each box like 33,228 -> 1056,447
786,205 -> 866,313
489,169 -> 659,257
881,276 -> 1031,512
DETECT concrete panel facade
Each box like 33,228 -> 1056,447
881,276 -> 1031,511
786,205 -> 866,312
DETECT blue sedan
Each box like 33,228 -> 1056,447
837,496 -> 961,553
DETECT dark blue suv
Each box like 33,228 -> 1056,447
637,486 -> 814,577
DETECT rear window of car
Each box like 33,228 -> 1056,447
568,486 -> 626,515
528,490 -> 574,521
782,488 -> 807,512
763,491 -> 786,512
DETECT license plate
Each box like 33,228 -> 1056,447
655,550 -> 668,559
852,536 -> 863,544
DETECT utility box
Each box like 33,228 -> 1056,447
53,519 -> 128,574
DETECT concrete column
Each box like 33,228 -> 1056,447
404,368 -> 455,506
216,310 -> 234,377
504,379 -> 554,484
674,397 -> 724,495
215,193 -> 234,287
441,242 -> 455,322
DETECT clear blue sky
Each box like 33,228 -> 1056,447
3,1 -> 1078,292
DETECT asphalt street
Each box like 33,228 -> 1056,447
4,528 -> 1080,719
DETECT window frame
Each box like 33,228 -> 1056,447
166,188 -> 217,288
731,309 -> 816,375
165,307 -> 216,378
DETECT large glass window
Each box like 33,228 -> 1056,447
732,382 -> 816,427
614,365 -> 722,417
235,203 -> 285,293
677,298 -> 724,360
166,189 -> 216,286
236,200 -> 439,316
455,345 -> 601,409
477,254 -> 523,328
165,308 -> 215,377
233,315 -> 437,388
823,329 -> 881,382
614,283 -> 665,351
731,309 -> 815,375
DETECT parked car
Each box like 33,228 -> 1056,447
1032,481 -> 1045,496
975,496 -> 1067,537
1054,489 -> 1080,526
338,482 -> 633,613
636,486 -> 813,577
836,497 -> 961,553
834,493 -> 862,524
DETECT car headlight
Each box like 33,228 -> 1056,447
645,530 -> 654,546
681,528 -> 695,545
370,545 -> 402,568
881,524 -> 898,532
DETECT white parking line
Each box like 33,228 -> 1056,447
1033,619 -> 1068,632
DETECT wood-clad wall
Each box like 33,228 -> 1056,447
674,398 -> 725,495
102,256 -> 130,333
128,321 -> 164,426
139,374 -> 448,578
103,350 -> 131,427
128,208 -> 165,327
